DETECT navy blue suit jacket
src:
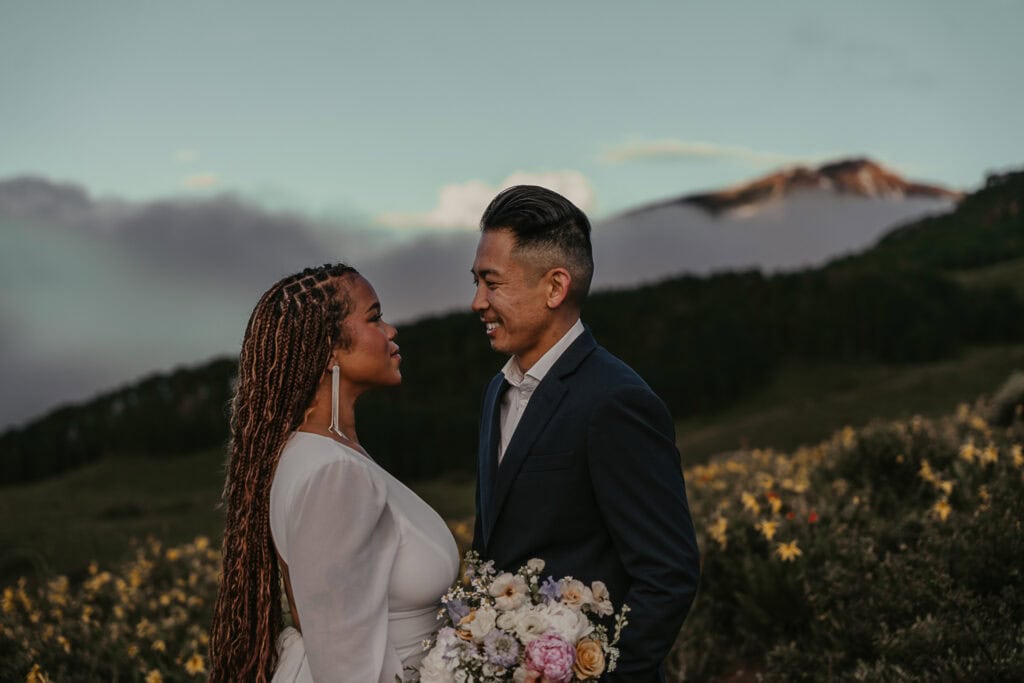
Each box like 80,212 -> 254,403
473,329 -> 700,682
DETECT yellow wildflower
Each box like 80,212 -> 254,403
932,498 -> 952,522
2,587 -> 14,613
937,479 -> 954,496
198,632 -> 210,646
766,492 -> 782,515
152,639 -> 167,653
127,644 -> 139,658
145,671 -> 163,683
185,653 -> 207,676
756,472 -> 775,490
756,519 -> 779,541
1012,444 -> 1023,468
959,441 -> 977,463
165,548 -> 181,561
741,492 -> 761,515
776,540 -> 803,562
159,593 -> 172,607
26,664 -> 51,683
56,635 -> 70,654
980,444 -> 998,465
969,415 -> 988,432
841,426 -> 856,449
709,516 -> 728,548
194,536 -> 210,551
978,485 -> 991,504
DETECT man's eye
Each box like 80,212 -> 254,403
370,312 -> 383,322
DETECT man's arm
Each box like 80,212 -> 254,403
587,385 -> 701,682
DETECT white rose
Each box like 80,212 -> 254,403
496,608 -> 522,631
419,645 -> 455,683
526,558 -> 546,573
542,603 -> 593,642
512,667 -> 531,683
512,607 -> 549,644
468,605 -> 497,643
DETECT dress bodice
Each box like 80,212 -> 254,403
270,431 -> 459,681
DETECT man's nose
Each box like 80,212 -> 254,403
471,284 -> 488,312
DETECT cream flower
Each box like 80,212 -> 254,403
589,581 -> 614,617
466,605 -> 497,643
559,579 -> 593,610
489,572 -> 530,611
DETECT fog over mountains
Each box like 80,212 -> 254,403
0,159 -> 959,429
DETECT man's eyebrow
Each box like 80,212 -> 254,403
365,301 -> 381,314
471,268 -> 498,278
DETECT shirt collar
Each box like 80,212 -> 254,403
501,319 -> 585,388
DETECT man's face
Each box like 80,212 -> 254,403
470,229 -> 553,368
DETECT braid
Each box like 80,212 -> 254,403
209,263 -> 358,682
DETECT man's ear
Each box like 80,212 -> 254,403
545,268 -> 572,309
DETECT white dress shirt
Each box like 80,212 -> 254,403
498,319 -> 585,463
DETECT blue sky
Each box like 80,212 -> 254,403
1,0 -> 1023,429
3,0 -> 1022,225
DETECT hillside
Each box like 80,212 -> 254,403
2,167 -> 1023,486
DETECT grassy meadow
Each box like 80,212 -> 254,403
2,343 -> 1023,680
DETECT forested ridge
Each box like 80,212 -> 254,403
3,169 -> 1023,484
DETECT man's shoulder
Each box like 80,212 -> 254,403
575,343 -> 653,394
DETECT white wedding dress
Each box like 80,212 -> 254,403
269,431 -> 460,682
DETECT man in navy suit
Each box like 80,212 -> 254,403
470,185 -> 700,682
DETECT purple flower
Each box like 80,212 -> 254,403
445,598 -> 470,624
524,633 -> 576,683
539,577 -> 562,604
483,629 -> 520,668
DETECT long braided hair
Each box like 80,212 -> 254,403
209,263 -> 359,682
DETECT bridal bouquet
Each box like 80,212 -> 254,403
416,551 -> 629,683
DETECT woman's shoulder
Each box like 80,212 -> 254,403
275,432 -> 384,495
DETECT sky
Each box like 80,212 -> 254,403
3,0 -> 1022,224
1,0 -> 1023,430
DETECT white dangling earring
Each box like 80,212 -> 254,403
328,364 -> 345,440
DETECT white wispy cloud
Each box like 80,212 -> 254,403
182,172 -> 220,189
376,170 -> 596,230
601,139 -> 800,166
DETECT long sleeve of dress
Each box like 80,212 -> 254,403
278,453 -> 404,683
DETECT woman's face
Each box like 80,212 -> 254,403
334,274 -> 402,391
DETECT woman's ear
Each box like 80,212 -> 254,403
545,268 -> 572,309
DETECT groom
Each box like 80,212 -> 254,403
470,185 -> 700,682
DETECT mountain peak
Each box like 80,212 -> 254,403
682,158 -> 963,214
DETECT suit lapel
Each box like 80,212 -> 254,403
484,330 -> 598,546
478,374 -> 505,542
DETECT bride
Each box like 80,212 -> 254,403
208,263 -> 460,682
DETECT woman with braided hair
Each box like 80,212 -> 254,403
208,263 -> 459,682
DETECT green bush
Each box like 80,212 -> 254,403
675,398 -> 1024,681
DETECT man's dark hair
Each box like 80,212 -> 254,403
480,185 -> 594,307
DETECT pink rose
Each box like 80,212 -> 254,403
524,633 -> 576,683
